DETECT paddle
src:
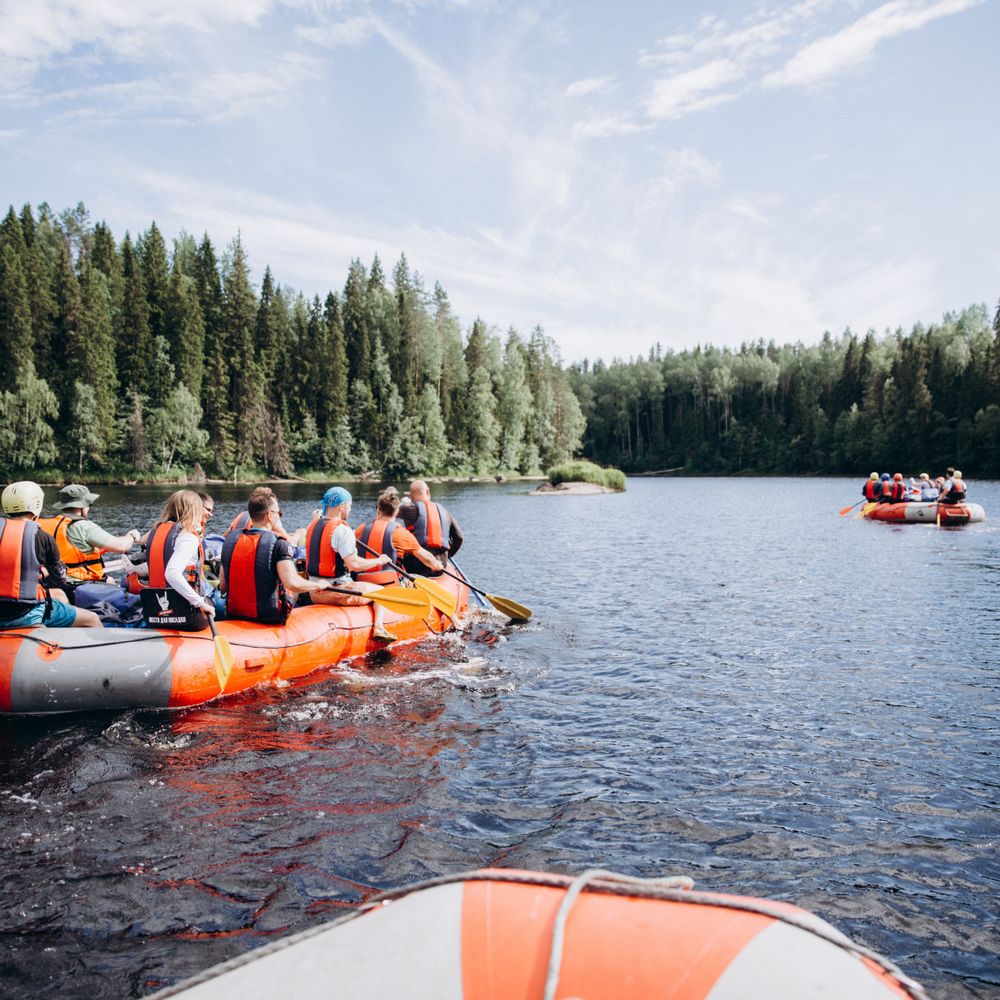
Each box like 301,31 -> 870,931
854,502 -> 877,520
441,560 -> 532,623
355,539 -> 458,620
324,584 -> 431,617
207,616 -> 235,690
839,499 -> 866,516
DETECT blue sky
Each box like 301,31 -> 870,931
1,0 -> 996,363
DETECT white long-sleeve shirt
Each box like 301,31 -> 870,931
164,530 -> 204,609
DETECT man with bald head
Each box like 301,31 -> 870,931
398,480 -> 464,577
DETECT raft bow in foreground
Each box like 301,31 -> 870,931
0,576 -> 467,715
151,868 -> 926,1000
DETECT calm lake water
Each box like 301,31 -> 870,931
1,477 -> 998,998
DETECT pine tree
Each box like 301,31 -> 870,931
195,235 -> 231,472
21,205 -> 60,384
166,258 -> 205,399
497,333 -> 530,470
0,243 -> 35,392
139,221 -> 170,346
118,234 -> 152,397
325,291 -> 349,425
222,234 -> 264,469
466,365 -> 500,473
75,261 -> 118,453
53,238 -> 84,411
343,259 -> 370,384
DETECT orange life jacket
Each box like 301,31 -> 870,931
221,529 -> 289,625
36,515 -> 105,581
409,501 -> 450,552
145,521 -> 203,590
354,517 -> 400,586
228,511 -> 251,534
0,518 -> 45,610
863,480 -> 878,500
305,515 -> 346,578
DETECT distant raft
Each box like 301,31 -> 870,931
0,576 -> 467,715
151,869 -> 926,1000
864,501 -> 986,525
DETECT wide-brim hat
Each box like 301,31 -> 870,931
55,483 -> 99,509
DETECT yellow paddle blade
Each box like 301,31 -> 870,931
414,577 -> 458,619
214,633 -> 235,689
854,502 -> 876,519
484,593 -> 532,623
368,585 -> 432,617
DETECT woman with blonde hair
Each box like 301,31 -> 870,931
146,490 -> 215,621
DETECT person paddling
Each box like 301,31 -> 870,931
354,489 -> 443,585
305,486 -> 398,643
220,488 -> 330,624
862,472 -> 880,501
398,479 -> 463,577
0,482 -> 102,630
37,483 -> 141,582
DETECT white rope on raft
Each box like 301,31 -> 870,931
540,868 -> 929,1000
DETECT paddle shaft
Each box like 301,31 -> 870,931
355,537 -> 423,581
355,539 -> 458,619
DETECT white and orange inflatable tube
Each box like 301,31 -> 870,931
864,501 -> 985,524
152,869 -> 926,999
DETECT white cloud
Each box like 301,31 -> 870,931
296,15 -> 378,48
763,0 -> 983,90
572,115 -> 650,138
565,75 -> 615,98
646,59 -> 743,120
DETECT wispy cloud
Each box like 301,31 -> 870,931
565,75 -> 615,98
763,0 -> 983,89
646,58 -> 743,119
572,115 -> 650,138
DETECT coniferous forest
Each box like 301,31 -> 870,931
0,202 -> 585,481
570,304 -> 1000,478
1,201 -> 998,482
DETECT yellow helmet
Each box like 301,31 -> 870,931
2,481 -> 44,517
869,472 -> 879,481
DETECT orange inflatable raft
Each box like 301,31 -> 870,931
0,576 -> 467,715
151,869 -> 927,999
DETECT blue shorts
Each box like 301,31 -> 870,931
0,600 -> 78,630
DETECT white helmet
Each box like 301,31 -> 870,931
2,481 -> 45,517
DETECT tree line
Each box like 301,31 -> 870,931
569,303 -> 1000,478
0,202 -> 585,480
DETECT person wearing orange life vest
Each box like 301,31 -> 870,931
36,483 -> 141,582
938,469 -> 967,505
862,472 -> 880,501
143,490 -> 216,620
0,482 -> 102,629
219,489 -> 330,625
398,480 -> 463,577
354,490 -> 442,586
304,486 -> 397,643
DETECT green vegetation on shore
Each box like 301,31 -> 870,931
570,303 -> 1000,477
0,201 -> 584,483
547,460 -> 625,491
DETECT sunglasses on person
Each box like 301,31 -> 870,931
269,507 -> 283,518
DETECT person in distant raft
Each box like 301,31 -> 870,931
219,488 -> 330,624
0,482 -> 102,629
937,469 -> 967,505
354,489 -> 443,585
37,483 -> 142,582
305,486 -> 398,643
862,472 -> 880,501
398,479 -> 463,577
